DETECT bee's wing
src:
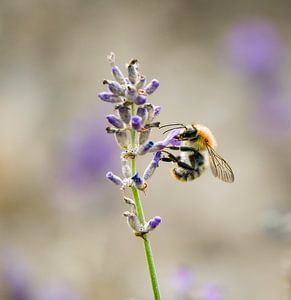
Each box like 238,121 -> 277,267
206,145 -> 234,183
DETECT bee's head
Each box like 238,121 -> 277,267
178,125 -> 198,141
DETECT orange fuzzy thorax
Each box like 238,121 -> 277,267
193,124 -> 217,149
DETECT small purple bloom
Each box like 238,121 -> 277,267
135,94 -> 147,105
106,171 -> 123,186
131,115 -> 142,131
149,216 -> 161,229
132,173 -> 143,185
103,80 -> 125,96
152,151 -> 162,167
145,79 -> 160,95
162,128 -> 181,146
153,106 -> 161,117
151,129 -> 181,151
143,151 -> 161,180
132,173 -> 146,190
138,141 -> 154,155
111,66 -> 126,85
106,114 -> 124,128
98,92 -> 122,103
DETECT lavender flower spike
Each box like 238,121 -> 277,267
131,115 -> 142,131
106,114 -> 124,128
99,53 -> 162,299
106,171 -> 123,186
145,79 -> 160,95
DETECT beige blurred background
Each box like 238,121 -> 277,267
1,0 -> 291,299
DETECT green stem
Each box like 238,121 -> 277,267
130,105 -> 161,300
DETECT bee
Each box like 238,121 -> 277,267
159,123 -> 235,183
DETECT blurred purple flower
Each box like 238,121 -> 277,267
227,20 -> 281,76
2,257 -> 32,300
199,285 -> 222,300
37,283 -> 76,300
61,118 -> 117,186
172,266 -> 194,295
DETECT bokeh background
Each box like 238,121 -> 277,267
1,1 -> 291,299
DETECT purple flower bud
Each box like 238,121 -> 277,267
98,92 -> 123,103
106,171 -> 123,186
106,114 -> 124,128
132,173 -> 147,191
145,79 -> 160,95
103,80 -> 125,96
118,106 -> 131,124
138,129 -> 151,145
112,66 -> 126,85
128,59 -> 139,84
143,151 -> 161,180
153,106 -> 161,117
136,75 -> 146,90
131,115 -> 142,131
148,216 -> 162,229
135,94 -> 147,105
121,158 -> 131,178
138,141 -> 154,155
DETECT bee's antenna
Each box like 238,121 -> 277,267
159,123 -> 186,129
162,127 -> 185,134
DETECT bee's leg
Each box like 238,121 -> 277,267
161,150 -> 195,171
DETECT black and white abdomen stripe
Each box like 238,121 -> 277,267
172,150 -> 206,182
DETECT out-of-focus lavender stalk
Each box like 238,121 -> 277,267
98,53 -> 180,299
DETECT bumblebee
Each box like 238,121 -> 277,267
159,123 -> 234,183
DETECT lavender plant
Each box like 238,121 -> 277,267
98,53 -> 180,299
